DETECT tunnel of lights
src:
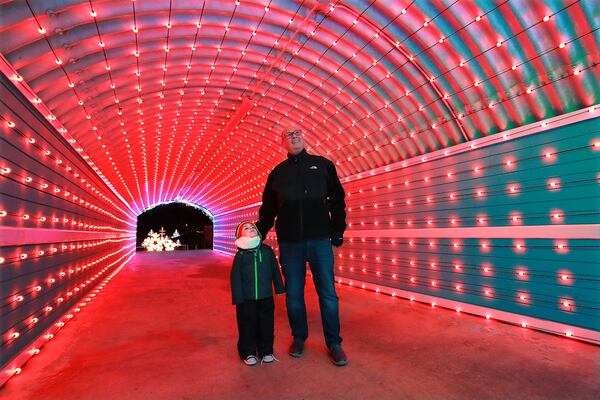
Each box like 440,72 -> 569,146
0,0 -> 599,385
136,201 -> 213,249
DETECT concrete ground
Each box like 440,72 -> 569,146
1,251 -> 598,400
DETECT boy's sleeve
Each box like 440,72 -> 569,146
230,254 -> 245,304
270,249 -> 285,294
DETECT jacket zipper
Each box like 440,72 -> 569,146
298,159 -> 304,239
254,251 -> 258,300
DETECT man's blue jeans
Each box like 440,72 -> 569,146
278,239 -> 342,347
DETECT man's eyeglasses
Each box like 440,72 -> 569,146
283,129 -> 302,140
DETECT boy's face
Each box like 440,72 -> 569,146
241,223 -> 258,238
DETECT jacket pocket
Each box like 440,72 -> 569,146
305,169 -> 327,197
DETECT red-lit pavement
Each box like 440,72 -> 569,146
1,251 -> 598,400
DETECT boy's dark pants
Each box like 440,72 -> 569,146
236,296 -> 275,358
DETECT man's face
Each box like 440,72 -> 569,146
281,129 -> 304,155
241,223 -> 258,238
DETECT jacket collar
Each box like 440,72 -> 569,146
235,236 -> 261,250
287,148 -> 308,162
237,244 -> 261,253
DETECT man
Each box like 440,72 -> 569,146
256,126 -> 348,366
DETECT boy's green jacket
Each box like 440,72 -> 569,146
230,243 -> 285,305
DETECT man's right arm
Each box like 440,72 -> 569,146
256,172 -> 276,239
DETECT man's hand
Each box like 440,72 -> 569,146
331,236 -> 344,247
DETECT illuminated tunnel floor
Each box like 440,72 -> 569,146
1,251 -> 598,400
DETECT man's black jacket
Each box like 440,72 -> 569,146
256,149 -> 346,242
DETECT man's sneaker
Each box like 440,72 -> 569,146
243,355 -> 258,366
262,354 -> 277,363
289,340 -> 304,358
328,343 -> 348,366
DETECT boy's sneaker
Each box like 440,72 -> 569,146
328,343 -> 348,367
262,354 -> 276,363
243,355 -> 258,366
289,340 -> 304,358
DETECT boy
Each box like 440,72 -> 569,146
230,221 -> 285,366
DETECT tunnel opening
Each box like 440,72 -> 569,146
136,202 -> 213,251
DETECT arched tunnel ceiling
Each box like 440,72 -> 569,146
1,0 -> 599,216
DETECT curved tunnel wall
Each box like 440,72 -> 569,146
0,75 -> 134,379
336,113 -> 599,337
